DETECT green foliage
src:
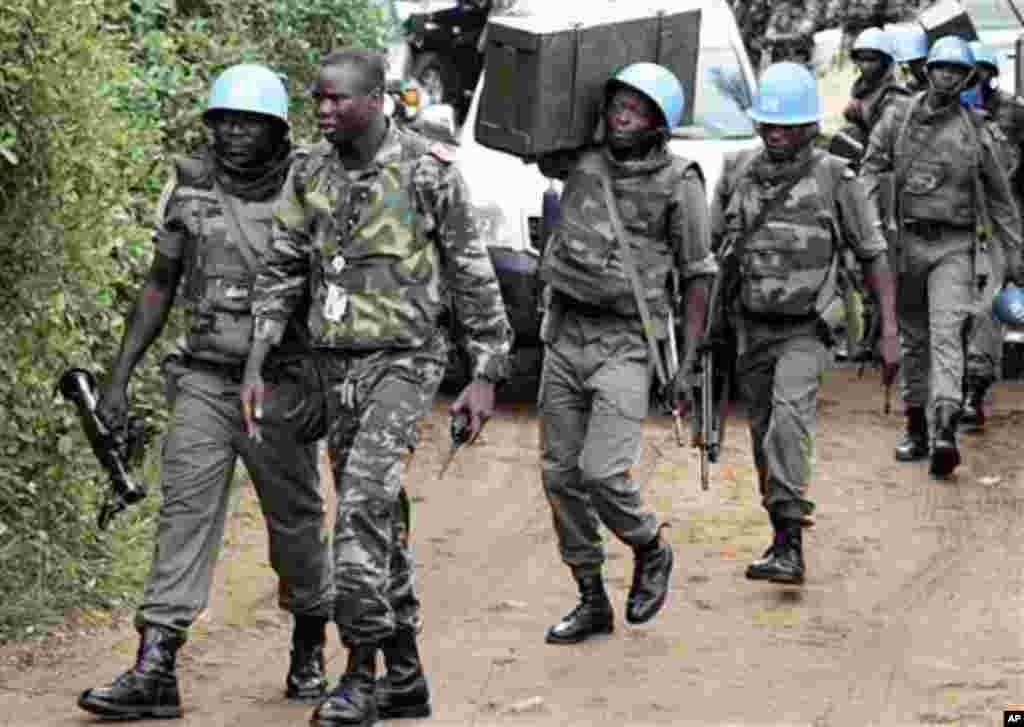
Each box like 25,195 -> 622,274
0,0 -> 386,642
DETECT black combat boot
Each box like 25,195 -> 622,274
894,406 -> 929,462
545,573 -> 614,644
78,623 -> 185,719
961,381 -> 989,431
930,401 -> 962,478
745,512 -> 786,580
376,628 -> 431,719
311,642 -> 378,727
746,515 -> 804,585
286,615 -> 328,701
626,530 -> 674,624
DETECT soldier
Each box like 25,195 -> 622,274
240,48 -> 512,727
861,36 -> 1023,477
844,28 -> 910,155
78,65 -> 333,720
533,63 -> 713,644
711,63 -> 900,585
961,42 -> 1024,430
892,24 -> 930,93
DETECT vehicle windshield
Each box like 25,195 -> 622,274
963,0 -> 1024,29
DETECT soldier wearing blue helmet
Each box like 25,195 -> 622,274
843,27 -> 910,159
861,36 -> 1023,476
77,64 -> 333,720
892,24 -> 930,93
961,41 -> 1024,429
711,62 -> 900,585
535,62 -> 714,643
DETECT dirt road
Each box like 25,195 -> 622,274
2,367 -> 1023,727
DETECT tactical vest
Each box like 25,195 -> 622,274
174,158 -> 275,365
296,132 -> 443,351
540,150 -> 700,321
722,149 -> 842,319
895,102 -> 983,227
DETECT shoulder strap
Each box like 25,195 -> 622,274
595,155 -> 670,390
211,182 -> 260,273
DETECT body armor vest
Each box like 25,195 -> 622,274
897,102 -> 981,226
540,149 -> 698,322
175,154 -> 305,364
298,132 -> 443,351
723,150 -> 841,318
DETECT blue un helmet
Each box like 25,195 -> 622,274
852,27 -> 896,62
748,62 -> 822,125
607,62 -> 686,128
926,35 -> 976,71
891,25 -> 929,63
993,285 -> 1024,327
969,41 -> 1001,75
205,64 -> 289,127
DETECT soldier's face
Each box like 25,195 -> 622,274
606,88 -> 661,137
207,110 -> 281,167
314,63 -> 384,145
758,122 -> 816,160
852,51 -> 887,82
927,62 -> 972,97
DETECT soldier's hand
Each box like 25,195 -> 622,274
878,333 -> 901,386
96,382 -> 129,433
240,373 -> 266,443
450,378 -> 496,442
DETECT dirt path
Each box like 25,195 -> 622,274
2,367 -> 1023,726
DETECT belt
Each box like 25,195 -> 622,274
183,356 -> 245,382
902,219 -> 971,241
550,289 -> 637,320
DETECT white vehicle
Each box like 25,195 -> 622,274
443,0 -> 761,389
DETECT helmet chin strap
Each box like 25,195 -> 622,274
608,127 -> 668,159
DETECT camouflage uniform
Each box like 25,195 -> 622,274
538,146 -> 716,577
252,125 -> 512,646
861,97 -> 1021,426
966,90 -> 1024,393
140,154 -> 332,634
712,146 -> 888,519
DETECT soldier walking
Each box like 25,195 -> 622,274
535,63 -> 713,643
861,36 -> 1022,477
892,25 -> 930,94
711,63 -> 900,585
961,42 -> 1024,428
241,48 -> 512,727
843,28 -> 910,155
78,65 -> 333,720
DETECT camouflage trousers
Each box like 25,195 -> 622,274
138,357 -> 333,636
539,308 -> 659,578
966,242 -> 1006,390
319,332 -> 447,646
737,333 -> 830,520
896,245 -> 979,412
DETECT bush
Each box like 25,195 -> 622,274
0,0 -> 388,642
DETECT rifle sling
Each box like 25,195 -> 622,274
595,157 -> 670,389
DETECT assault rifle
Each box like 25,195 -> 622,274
57,368 -> 148,529
691,243 -> 736,491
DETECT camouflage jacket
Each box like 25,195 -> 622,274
711,146 -> 887,319
252,123 -> 512,382
982,88 -> 1024,181
845,69 -> 910,140
861,94 -> 1021,258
